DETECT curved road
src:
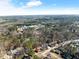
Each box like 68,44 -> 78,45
35,39 -> 79,58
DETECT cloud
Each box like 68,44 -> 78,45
26,0 -> 42,8
0,0 -> 26,16
23,9 -> 79,15
0,0 -> 79,16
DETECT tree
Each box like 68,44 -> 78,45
33,55 -> 40,59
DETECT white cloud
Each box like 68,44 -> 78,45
0,0 -> 79,16
26,0 -> 42,8
24,9 -> 79,15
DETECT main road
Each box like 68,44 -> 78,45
35,39 -> 79,58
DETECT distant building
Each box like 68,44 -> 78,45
74,21 -> 79,27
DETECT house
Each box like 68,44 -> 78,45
34,47 -> 41,53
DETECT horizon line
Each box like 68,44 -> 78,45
0,14 -> 79,16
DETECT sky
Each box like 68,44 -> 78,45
0,0 -> 79,16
